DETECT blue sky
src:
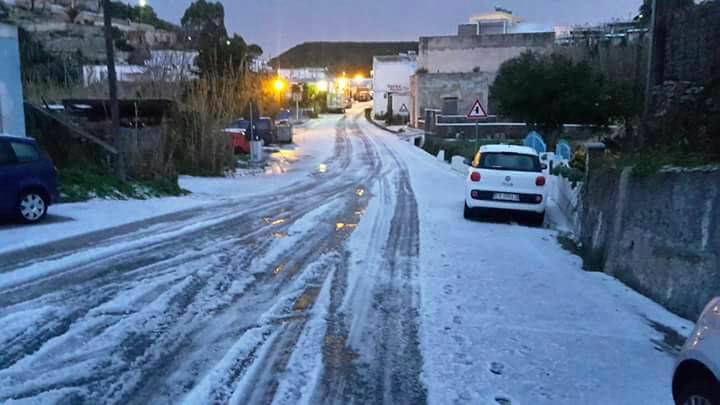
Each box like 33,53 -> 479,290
151,0 -> 642,57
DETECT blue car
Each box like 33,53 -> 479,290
0,135 -> 59,223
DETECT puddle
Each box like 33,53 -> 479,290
264,218 -> 286,226
293,286 -> 322,312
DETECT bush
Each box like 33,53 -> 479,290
59,166 -> 187,202
551,165 -> 584,187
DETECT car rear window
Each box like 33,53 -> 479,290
10,142 -> 41,163
256,121 -> 271,130
477,152 -> 541,172
231,120 -> 250,130
0,142 -> 16,165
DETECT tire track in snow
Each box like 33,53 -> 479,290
319,113 -> 427,404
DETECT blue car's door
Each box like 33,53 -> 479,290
0,141 -> 20,214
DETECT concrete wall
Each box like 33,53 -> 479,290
411,72 -> 494,126
580,167 -> 720,320
0,23 -> 25,136
418,32 -> 554,73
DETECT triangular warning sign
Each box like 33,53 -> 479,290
467,99 -> 488,119
399,104 -> 409,113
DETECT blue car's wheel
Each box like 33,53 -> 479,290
18,191 -> 47,223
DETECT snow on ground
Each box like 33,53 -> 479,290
358,118 -> 694,405
0,116 -> 339,256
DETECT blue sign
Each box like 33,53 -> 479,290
556,140 -> 572,160
524,131 -> 547,154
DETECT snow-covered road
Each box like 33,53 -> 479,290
0,106 -> 692,404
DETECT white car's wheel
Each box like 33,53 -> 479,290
18,191 -> 48,223
677,381 -> 720,405
463,203 -> 473,220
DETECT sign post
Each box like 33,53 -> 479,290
467,98 -> 488,152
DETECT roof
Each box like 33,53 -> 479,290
373,54 -> 417,63
470,11 -> 522,24
480,144 -> 538,156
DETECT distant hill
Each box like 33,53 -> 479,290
271,41 -> 419,76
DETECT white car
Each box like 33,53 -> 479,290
464,144 -> 547,225
673,297 -> 720,405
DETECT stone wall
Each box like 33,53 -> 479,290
663,1 -> 720,83
580,167 -> 720,320
553,30 -> 649,90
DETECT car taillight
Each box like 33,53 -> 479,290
536,176 -> 546,186
470,172 -> 481,182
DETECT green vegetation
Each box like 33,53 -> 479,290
181,0 -> 262,76
18,27 -> 82,86
59,166 -> 188,203
551,166 -> 584,188
491,52 -> 640,145
270,42 -> 419,76
107,1 -> 179,31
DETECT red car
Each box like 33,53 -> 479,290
225,119 -> 252,154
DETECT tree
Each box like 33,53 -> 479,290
180,0 -> 262,76
491,52 -> 636,143
181,0 -> 226,41
636,0 -> 693,25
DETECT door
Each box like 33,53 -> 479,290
0,141 -> 19,213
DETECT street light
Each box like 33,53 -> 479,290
273,78 -> 287,93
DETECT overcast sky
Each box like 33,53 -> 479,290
152,0 -> 642,57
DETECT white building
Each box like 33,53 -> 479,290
277,67 -> 328,83
83,50 -> 198,86
0,22 -> 25,136
372,53 -> 417,117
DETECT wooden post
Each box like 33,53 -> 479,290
102,0 -> 126,179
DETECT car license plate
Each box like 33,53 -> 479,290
494,193 -> 519,202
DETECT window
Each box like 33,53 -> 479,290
0,142 -> 15,165
476,152 -> 541,172
10,142 -> 41,163
442,97 -> 458,115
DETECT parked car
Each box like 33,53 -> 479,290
673,297 -> 720,405
0,135 -> 59,223
464,144 -> 547,225
225,119 -> 252,154
255,117 -> 276,145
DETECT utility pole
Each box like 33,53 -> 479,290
102,0 -> 125,179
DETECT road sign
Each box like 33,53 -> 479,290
467,98 -> 488,119
399,104 -> 409,115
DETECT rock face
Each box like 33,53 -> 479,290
15,0 -> 100,12
580,167 -> 720,320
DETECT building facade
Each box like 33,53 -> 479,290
0,22 -> 25,136
372,53 -> 417,117
411,12 -> 555,128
